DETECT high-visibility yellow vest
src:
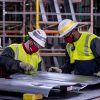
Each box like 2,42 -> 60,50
8,44 -> 41,71
66,32 -> 97,64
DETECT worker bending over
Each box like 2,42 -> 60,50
0,29 -> 47,77
49,19 -> 100,76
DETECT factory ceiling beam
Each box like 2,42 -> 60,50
39,21 -> 91,24
0,0 -> 23,2
0,21 -> 22,24
40,0 -> 48,22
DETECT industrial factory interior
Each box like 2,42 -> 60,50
0,0 -> 100,100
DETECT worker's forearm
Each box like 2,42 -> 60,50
0,56 -> 21,74
0,47 -> 22,74
61,63 -> 74,73
91,38 -> 100,57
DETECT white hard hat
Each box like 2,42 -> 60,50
58,19 -> 78,37
28,29 -> 47,47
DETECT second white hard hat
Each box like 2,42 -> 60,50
58,19 -> 78,37
28,29 -> 47,47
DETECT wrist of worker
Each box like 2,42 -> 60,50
18,61 -> 26,71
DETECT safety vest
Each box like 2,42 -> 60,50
8,44 -> 42,71
66,32 -> 97,64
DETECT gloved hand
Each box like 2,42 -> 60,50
19,62 -> 35,74
94,71 -> 100,77
48,67 -> 62,73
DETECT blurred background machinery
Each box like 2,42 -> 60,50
0,0 -> 100,70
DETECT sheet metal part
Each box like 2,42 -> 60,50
0,71 -> 100,97
67,88 -> 100,100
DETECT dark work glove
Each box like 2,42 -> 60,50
94,71 -> 100,77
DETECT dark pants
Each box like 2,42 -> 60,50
74,60 -> 97,76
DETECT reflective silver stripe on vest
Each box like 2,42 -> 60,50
84,33 -> 92,56
67,43 -> 70,55
15,45 -> 19,60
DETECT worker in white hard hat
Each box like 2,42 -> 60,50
49,19 -> 100,76
0,29 -> 47,78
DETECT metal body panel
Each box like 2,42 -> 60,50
0,71 -> 100,97
43,87 -> 100,100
